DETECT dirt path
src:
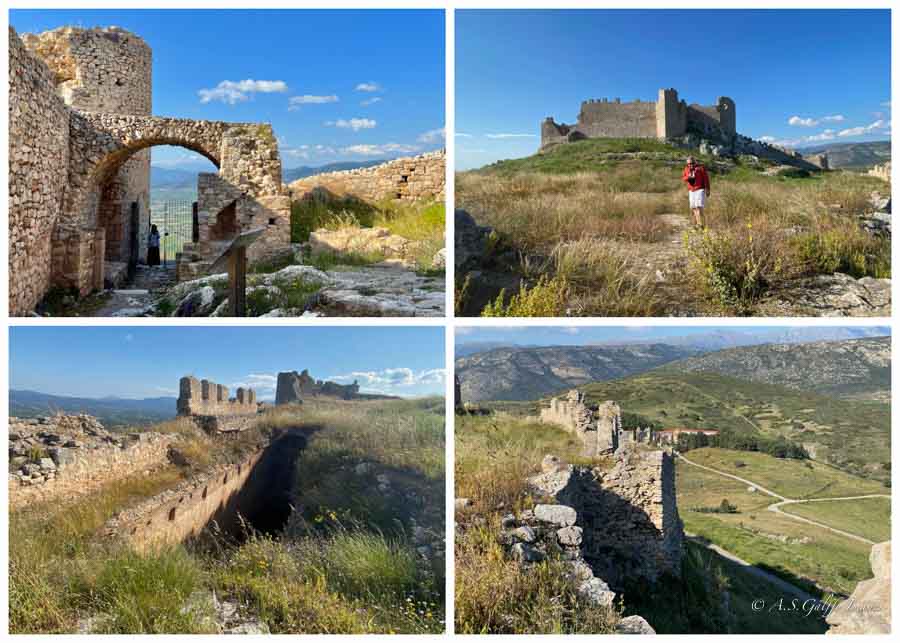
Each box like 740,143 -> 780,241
675,452 -> 886,545
685,532 -> 819,603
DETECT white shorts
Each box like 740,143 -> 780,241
689,189 -> 706,209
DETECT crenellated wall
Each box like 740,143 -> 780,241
177,375 -> 257,418
539,390 -> 620,456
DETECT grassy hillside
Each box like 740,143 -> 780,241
578,371 -> 890,483
455,413 -> 834,634
662,336 -> 891,401
677,457 -> 875,596
457,137 -> 890,317
781,497 -> 891,543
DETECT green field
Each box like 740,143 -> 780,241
781,497 -> 891,543
677,458 -> 878,596
579,371 -> 890,484
683,448 -> 889,499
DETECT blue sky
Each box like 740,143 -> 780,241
455,325 -> 890,349
457,9 -> 891,169
10,327 -> 445,400
11,9 -> 445,169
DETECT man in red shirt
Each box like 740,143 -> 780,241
682,156 -> 711,227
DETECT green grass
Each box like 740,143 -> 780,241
579,370 -> 891,484
781,497 -> 891,543
682,448 -> 888,499
677,459 -> 875,596
12,400 -> 445,634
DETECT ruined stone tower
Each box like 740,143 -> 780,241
21,26 -> 153,267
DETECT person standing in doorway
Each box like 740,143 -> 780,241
682,156 -> 711,227
148,224 -> 161,266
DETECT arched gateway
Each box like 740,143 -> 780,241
9,25 -> 290,315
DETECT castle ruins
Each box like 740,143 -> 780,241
9,26 -> 292,315
275,369 -> 360,404
540,390 -> 654,456
177,375 -> 259,433
541,87 -> 821,169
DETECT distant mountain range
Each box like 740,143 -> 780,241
456,327 -> 887,361
456,344 -> 697,402
283,160 -> 387,183
455,328 -> 890,403
9,389 -> 177,428
661,336 -> 891,401
801,140 -> 890,169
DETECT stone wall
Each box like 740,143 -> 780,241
869,162 -> 891,182
289,150 -> 445,203
9,27 -> 71,315
8,414 -> 174,510
539,390 -> 620,456
110,449 -> 264,552
177,376 -> 258,419
8,25 -> 292,313
528,447 -> 683,588
275,369 -> 360,404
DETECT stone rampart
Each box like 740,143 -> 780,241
528,447 -> 683,588
289,150 -> 445,203
109,449 -> 264,552
275,369 -> 360,404
9,27 -> 71,314
8,414 -> 174,510
177,376 -> 258,432
539,390 -> 619,456
869,162 -> 891,182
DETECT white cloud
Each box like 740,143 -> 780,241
788,114 -> 844,128
805,129 -> 836,142
288,94 -> 339,110
881,101 -> 891,108
325,118 -> 377,131
561,327 -> 581,335
355,82 -> 382,92
485,133 -> 537,139
455,132 -> 473,138
328,367 -> 445,390
418,127 -> 445,143
198,79 -> 288,105
759,135 -> 776,143
838,119 -> 889,137
342,142 -> 420,156
361,97 -> 382,106
231,373 -> 278,399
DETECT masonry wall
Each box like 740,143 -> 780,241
177,376 -> 257,417
9,430 -> 174,510
539,391 -> 619,456
117,449 -> 264,552
289,150 -> 445,203
577,99 -> 657,138
536,448 -> 683,588
8,28 -> 71,315
23,26 -> 153,273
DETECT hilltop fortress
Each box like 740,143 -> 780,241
541,88 -> 823,169
9,25 -> 291,315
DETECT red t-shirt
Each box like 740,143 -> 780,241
682,164 -> 710,192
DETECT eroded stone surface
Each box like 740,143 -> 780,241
762,273 -> 891,317
826,542 -> 891,635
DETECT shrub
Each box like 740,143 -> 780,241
684,222 -> 787,312
792,226 -> 890,279
482,274 -> 568,317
